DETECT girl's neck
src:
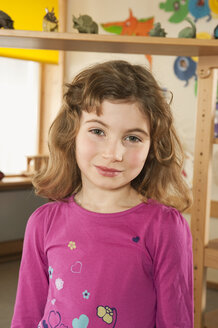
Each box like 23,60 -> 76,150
74,186 -> 143,213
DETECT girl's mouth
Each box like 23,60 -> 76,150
95,166 -> 122,177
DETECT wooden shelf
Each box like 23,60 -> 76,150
0,176 -> 32,190
205,239 -> 218,270
0,30 -> 218,56
214,138 -> 218,144
0,239 -> 23,263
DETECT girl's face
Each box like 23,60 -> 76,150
75,100 -> 150,193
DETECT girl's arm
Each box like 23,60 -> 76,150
11,206 -> 49,327
153,208 -> 194,328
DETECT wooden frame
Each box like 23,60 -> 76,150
38,0 -> 67,154
191,56 -> 218,328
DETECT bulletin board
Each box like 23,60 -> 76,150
0,0 -> 59,64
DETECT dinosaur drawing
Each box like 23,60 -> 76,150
189,0 -> 211,22
101,9 -> 154,67
160,0 -> 217,23
159,0 -> 189,23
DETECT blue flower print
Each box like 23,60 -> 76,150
48,266 -> 53,279
82,290 -> 90,299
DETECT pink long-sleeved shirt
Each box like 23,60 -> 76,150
11,196 -> 193,328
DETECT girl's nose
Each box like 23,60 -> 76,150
102,140 -> 124,162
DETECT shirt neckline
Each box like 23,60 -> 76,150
69,194 -> 149,218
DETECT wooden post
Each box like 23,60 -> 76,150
38,0 -> 67,154
191,57 -> 217,328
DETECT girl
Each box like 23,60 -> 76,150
11,60 -> 194,328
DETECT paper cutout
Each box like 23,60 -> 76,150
101,9 -> 154,67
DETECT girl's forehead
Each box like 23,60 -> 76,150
81,100 -> 150,130
86,100 -> 146,116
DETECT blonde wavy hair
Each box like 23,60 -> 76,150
33,60 -> 192,212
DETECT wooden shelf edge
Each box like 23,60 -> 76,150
0,239 -> 23,257
0,239 -> 23,263
214,138 -> 218,144
0,30 -> 218,56
0,176 -> 32,190
204,239 -> 218,269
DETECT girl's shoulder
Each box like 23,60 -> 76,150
144,199 -> 189,231
143,198 -> 179,215
30,199 -> 65,217
27,198 -> 71,232
143,200 -> 192,255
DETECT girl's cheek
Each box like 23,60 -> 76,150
88,136 -> 104,150
79,136 -> 103,158
127,147 -> 149,167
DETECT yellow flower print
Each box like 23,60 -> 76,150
68,241 -> 76,250
97,305 -> 117,326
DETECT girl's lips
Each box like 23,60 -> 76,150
95,166 -> 122,177
95,166 -> 122,173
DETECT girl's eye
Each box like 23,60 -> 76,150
125,135 -> 141,143
89,129 -> 105,136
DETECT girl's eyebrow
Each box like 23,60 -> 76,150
125,128 -> 149,137
85,119 -> 109,128
85,119 -> 149,137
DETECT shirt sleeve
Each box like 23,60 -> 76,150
152,208 -> 194,328
11,205 -> 49,328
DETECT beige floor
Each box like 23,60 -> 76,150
1,260 -> 218,327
